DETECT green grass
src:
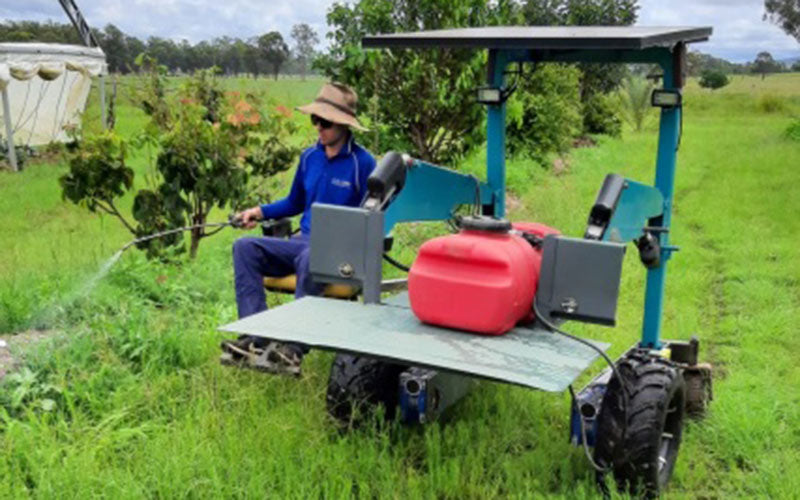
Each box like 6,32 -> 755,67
1,73 -> 799,498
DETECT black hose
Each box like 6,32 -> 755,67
533,300 -> 629,475
467,174 -> 482,216
382,253 -> 410,272
568,384 -> 611,473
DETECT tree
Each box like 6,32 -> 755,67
99,24 -> 128,73
792,60 -> 800,72
520,0 -> 564,25
291,23 -> 319,80
258,32 -> 290,80
316,0 -> 504,164
125,35 -> 146,71
212,37 -> 234,74
506,64 -> 583,161
752,51 -> 783,79
0,20 -> 81,44
146,36 -> 180,72
687,51 -> 743,76
60,62 -> 300,259
764,0 -> 800,43
178,39 -> 196,72
521,0 -> 639,135
228,39 -> 253,77
193,40 -> 215,70
699,70 -> 730,90
59,132 -> 134,231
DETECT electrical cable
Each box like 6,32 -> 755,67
533,300 -> 629,476
568,385 -> 610,473
533,300 -> 623,388
382,253 -> 410,273
467,173 -> 482,216
446,215 -> 462,233
501,62 -> 523,101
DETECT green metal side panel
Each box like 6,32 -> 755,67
382,160 -> 493,234
605,179 -> 664,242
219,293 -> 609,392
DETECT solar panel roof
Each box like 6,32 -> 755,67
362,26 -> 712,51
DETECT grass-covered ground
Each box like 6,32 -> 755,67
0,73 -> 799,498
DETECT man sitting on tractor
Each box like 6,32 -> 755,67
220,82 -> 376,375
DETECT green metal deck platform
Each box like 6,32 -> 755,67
219,293 -> 609,392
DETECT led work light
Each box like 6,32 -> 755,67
476,86 -> 505,105
651,89 -> 682,108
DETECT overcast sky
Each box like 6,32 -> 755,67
2,0 -> 798,63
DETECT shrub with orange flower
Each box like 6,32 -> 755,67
61,65 -> 300,260
226,99 -> 261,127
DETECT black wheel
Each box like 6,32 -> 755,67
594,350 -> 687,498
325,353 -> 406,426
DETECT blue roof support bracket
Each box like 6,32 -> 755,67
382,159 -> 493,234
641,49 -> 683,349
603,179 -> 664,242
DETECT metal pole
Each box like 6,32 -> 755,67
99,75 -> 106,129
1,86 -> 18,172
640,54 -> 681,349
486,49 -> 508,218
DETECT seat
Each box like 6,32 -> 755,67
259,218 -> 360,299
263,275 -> 360,299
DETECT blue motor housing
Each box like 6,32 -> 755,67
570,369 -> 612,447
398,367 -> 473,424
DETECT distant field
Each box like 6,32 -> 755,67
0,73 -> 798,498
686,71 -> 800,97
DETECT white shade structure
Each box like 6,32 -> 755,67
1,42 -> 107,171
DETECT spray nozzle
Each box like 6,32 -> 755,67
228,214 -> 245,229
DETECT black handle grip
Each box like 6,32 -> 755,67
367,151 -> 407,201
261,218 -> 292,238
584,174 -> 626,240
590,174 -> 625,223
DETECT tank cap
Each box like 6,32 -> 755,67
460,216 -> 512,233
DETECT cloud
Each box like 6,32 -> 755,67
0,0 -> 64,20
2,0 -> 336,48
2,0 -> 798,62
638,0 -> 799,61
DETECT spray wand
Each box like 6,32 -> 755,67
117,215 -> 245,253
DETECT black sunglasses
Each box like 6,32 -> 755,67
311,114 -> 334,129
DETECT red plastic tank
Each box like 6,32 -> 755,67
408,217 -> 560,335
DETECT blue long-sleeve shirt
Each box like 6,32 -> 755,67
260,136 -> 376,235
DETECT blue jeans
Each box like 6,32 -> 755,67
232,234 -> 322,354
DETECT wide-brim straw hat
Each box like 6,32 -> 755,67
296,82 -> 369,132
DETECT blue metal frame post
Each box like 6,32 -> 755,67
486,49 -> 508,217
640,54 -> 682,349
